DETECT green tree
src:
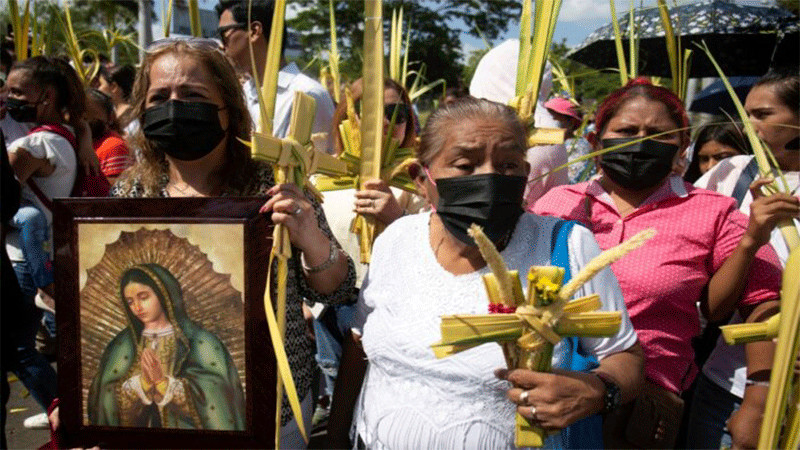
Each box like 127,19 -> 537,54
70,0 -> 145,64
550,39 -> 619,106
1,1 -> 145,66
288,0 -> 519,90
776,0 -> 799,15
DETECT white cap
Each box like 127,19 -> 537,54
468,39 -> 558,128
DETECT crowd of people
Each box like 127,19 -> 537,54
1,0 -> 799,449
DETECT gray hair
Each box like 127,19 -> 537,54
417,97 -> 526,166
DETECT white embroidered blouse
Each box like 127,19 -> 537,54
351,212 -> 638,449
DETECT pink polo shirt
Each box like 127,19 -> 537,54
532,176 -> 782,394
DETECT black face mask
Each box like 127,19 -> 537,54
433,173 -> 526,246
143,100 -> 225,161
599,137 -> 679,190
5,96 -> 40,123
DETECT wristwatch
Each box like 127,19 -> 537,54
593,372 -> 621,414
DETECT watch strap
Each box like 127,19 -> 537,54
593,372 -> 621,414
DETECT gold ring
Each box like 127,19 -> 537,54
519,390 -> 529,404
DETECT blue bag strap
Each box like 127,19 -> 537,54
550,219 -> 575,282
730,157 -> 759,208
549,219 -> 604,449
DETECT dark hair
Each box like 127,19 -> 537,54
87,88 -> 114,118
444,86 -> 469,100
0,45 -> 12,74
86,88 -> 120,133
215,0 -> 285,56
101,64 -> 136,100
82,53 -> 109,65
121,268 -> 166,310
684,122 -> 751,182
753,66 -> 800,112
331,78 -> 417,156
11,56 -> 86,127
594,77 -> 690,148
119,266 -> 171,334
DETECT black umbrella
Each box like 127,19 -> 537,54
567,0 -> 796,78
689,76 -> 758,115
769,17 -> 798,69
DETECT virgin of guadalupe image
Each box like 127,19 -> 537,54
81,228 -> 246,431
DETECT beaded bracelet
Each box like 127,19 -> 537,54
301,240 -> 338,273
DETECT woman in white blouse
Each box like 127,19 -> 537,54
329,98 -> 644,449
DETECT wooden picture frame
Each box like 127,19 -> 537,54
53,198 -> 276,448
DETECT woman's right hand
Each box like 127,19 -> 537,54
744,178 -> 800,249
354,178 -> 405,225
497,368 -> 605,432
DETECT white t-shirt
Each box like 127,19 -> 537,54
319,187 -> 428,288
6,128 -> 78,261
243,63 -> 336,153
351,212 -> 638,449
695,154 -> 798,397
1,115 -> 31,146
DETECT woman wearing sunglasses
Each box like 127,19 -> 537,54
311,78 -> 423,423
323,77 -> 422,280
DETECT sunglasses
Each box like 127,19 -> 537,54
385,103 -> 409,124
216,23 -> 247,45
355,101 -> 409,125
147,37 -> 223,53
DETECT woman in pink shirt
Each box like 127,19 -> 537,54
532,78 -> 783,447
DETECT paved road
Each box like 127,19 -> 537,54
3,367 -> 331,449
5,373 -> 51,450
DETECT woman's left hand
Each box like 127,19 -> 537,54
496,367 -> 604,431
354,178 -> 405,226
260,183 -> 326,253
726,395 -> 764,450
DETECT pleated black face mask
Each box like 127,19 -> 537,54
599,137 -> 679,190
5,96 -> 41,123
143,100 -> 225,161
432,173 -> 526,246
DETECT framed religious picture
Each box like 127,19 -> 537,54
52,197 -> 276,448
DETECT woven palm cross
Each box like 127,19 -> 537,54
432,225 -> 654,447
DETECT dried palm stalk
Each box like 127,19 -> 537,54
510,0 -> 565,149
328,0 -> 341,103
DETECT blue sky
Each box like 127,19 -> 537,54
163,0 -> 780,57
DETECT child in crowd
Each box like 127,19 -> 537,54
85,88 -> 132,182
4,55 -> 86,428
